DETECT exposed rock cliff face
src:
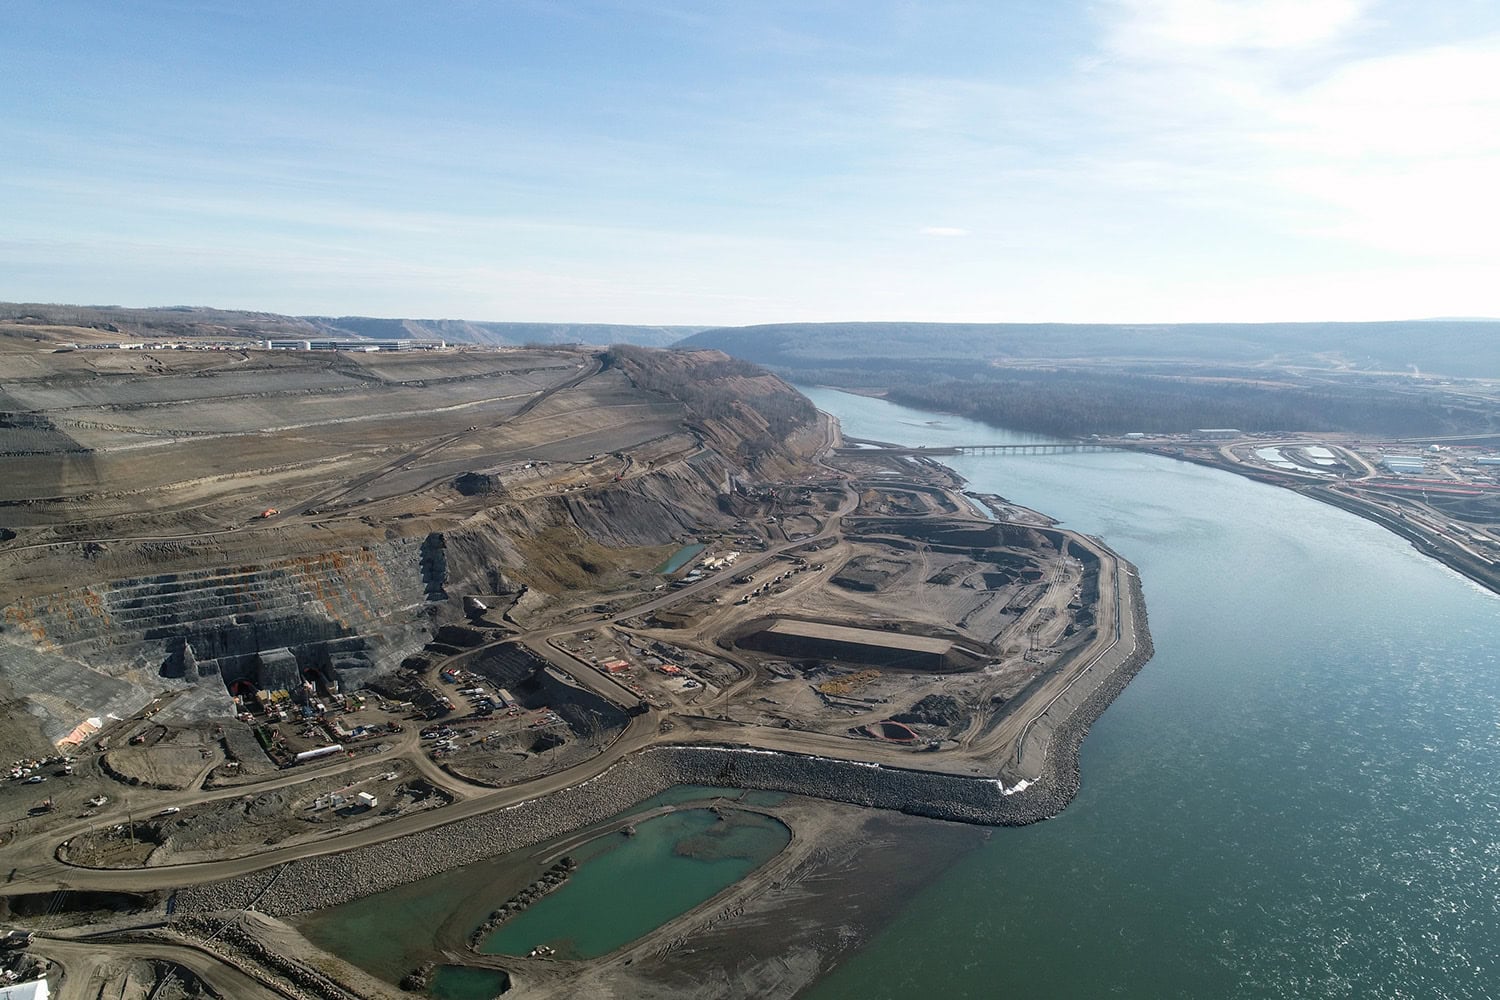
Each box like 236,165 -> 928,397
0,346 -> 819,748
438,347 -> 821,596
603,345 -> 821,481
0,540 -> 435,743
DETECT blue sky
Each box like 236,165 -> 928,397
2,1 -> 1497,324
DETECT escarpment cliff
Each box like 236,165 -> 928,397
0,343 -> 821,751
603,345 -> 822,479
0,541 -> 435,743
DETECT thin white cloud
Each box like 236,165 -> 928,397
1106,0 -> 1369,56
6,1 -> 1500,323
1070,0 -> 1500,269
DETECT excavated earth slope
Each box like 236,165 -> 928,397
0,334 -> 819,755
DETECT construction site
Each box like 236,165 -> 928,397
0,320 -> 1150,1000
1111,429 -> 1500,597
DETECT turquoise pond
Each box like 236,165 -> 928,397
298,792 -> 789,983
480,807 -> 789,960
654,542 -> 706,574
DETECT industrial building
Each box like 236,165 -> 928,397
263,339 -> 445,351
1380,454 -> 1426,475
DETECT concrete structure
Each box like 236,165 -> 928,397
739,618 -> 977,672
1381,455 -> 1426,475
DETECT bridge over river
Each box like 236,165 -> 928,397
836,441 -> 1122,457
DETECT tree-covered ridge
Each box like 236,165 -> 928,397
883,371 -> 1484,438
680,321 -> 1500,437
680,320 -> 1500,379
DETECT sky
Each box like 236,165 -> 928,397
2,0 -> 1497,326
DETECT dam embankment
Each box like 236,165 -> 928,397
175,571 -> 1151,919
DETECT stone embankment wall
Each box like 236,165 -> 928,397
177,569 -> 1152,920
157,918 -> 365,1000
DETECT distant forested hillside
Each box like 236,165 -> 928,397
677,321 -> 1500,437
885,373 -> 1487,438
678,320 -> 1500,379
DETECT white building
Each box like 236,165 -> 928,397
0,980 -> 50,1000
1380,455 -> 1426,475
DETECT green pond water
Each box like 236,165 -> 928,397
655,542 -> 706,574
481,807 -> 789,959
299,796 -> 788,983
427,965 -> 510,1000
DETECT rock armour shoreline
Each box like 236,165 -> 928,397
176,570 -> 1153,919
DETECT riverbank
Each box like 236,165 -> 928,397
174,553 -> 1150,918
1146,445 -> 1500,598
157,796 -> 988,1000
142,395 -> 1154,996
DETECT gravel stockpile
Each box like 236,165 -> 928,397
176,571 -> 1154,919
175,751 -> 684,917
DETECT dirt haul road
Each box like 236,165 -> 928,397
35,935 -> 290,1000
6,547 -> 1134,898
0,419 -> 1137,900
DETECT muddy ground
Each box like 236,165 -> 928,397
62,759 -> 449,868
274,793 -> 986,1000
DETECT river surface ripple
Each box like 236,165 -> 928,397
799,387 -> 1500,1000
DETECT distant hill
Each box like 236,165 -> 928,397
10,301 -> 1500,377
0,302 -> 703,349
0,302 -> 324,342
303,316 -> 702,348
677,320 -> 1500,379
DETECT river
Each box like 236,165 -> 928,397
798,387 -> 1500,1000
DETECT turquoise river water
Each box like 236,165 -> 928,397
799,386 -> 1500,1000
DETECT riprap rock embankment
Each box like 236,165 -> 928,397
179,570 -> 1151,919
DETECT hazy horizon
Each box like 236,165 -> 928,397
9,300 -> 1500,333
4,1 -> 1497,325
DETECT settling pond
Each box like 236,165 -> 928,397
655,542 -> 707,575
298,791 -> 788,986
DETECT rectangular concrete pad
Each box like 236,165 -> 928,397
763,619 -> 953,655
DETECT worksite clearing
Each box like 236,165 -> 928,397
0,325 -> 1150,1000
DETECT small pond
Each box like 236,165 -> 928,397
481,807 -> 789,960
654,543 -> 707,574
298,791 -> 789,983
